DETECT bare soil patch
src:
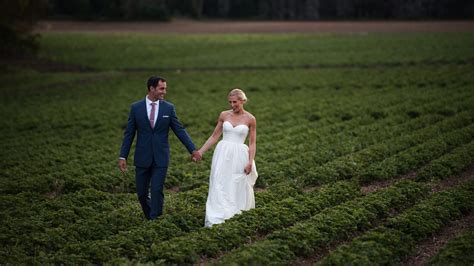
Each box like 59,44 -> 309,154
430,164 -> 474,193
36,20 -> 474,34
361,170 -> 418,194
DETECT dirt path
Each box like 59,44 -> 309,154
36,20 -> 474,34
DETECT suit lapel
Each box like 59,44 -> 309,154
139,99 -> 151,129
155,101 -> 165,131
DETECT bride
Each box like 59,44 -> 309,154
197,88 -> 258,227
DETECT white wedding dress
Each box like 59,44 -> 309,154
204,121 -> 258,227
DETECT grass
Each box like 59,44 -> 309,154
38,33 -> 474,70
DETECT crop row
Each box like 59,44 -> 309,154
141,181 -> 359,264
427,224 -> 474,265
0,83 -> 466,200
215,180 -> 428,265
0,71 -> 424,195
0,182 -> 301,264
417,140 -> 474,181
183,75 -> 473,188
4,117 -> 471,263
266,87 -> 473,168
178,82 -> 433,188
3,112 -> 470,261
39,115 -> 472,261
302,111 -> 473,185
2,34 -> 474,265
360,122 -> 474,182
0,189 -> 138,264
272,92 -> 469,177
294,85 -> 473,145
38,34 -> 474,70
194,79 -> 472,188
264,94 -> 474,187
43,120 -> 474,264
1,72 -> 470,196
317,180 -> 474,265
0,183 -> 288,261
29,121 -> 470,262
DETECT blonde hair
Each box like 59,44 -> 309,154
228,88 -> 248,103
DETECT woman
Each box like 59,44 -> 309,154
197,88 -> 258,227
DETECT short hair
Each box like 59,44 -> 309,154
228,88 -> 248,103
147,76 -> 166,91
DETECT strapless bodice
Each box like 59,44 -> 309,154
222,121 -> 249,144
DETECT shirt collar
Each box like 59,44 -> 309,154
146,96 -> 159,105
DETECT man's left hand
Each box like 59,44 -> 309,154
191,150 -> 202,162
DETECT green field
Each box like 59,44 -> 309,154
1,32 -> 474,264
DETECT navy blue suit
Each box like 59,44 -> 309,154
120,99 -> 195,219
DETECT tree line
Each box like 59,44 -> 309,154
48,0 -> 473,21
0,0 -> 46,58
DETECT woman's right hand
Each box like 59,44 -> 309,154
191,150 -> 202,162
244,163 -> 252,175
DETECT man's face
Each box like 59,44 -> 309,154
150,80 -> 167,100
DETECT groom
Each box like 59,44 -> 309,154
119,76 -> 201,220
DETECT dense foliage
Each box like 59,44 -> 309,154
46,0 -> 474,20
0,0 -> 46,58
1,32 -> 473,263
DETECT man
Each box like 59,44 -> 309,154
119,76 -> 201,220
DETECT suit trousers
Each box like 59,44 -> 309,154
135,162 -> 168,220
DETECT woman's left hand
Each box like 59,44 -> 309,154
244,163 -> 252,175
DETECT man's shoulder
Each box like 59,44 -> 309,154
160,100 -> 174,108
130,99 -> 145,108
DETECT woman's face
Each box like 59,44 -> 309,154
228,95 -> 244,113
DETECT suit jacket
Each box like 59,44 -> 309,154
119,99 -> 195,168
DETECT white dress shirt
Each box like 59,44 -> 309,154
146,96 -> 160,128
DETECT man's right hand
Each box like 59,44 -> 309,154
118,159 -> 127,173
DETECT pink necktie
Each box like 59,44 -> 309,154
150,102 -> 157,128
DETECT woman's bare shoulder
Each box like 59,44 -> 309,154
245,111 -> 256,125
219,110 -> 232,120
245,111 -> 256,120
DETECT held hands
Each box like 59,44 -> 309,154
118,159 -> 127,173
191,150 -> 202,163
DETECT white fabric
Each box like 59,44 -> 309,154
145,96 -> 159,127
204,121 -> 258,227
